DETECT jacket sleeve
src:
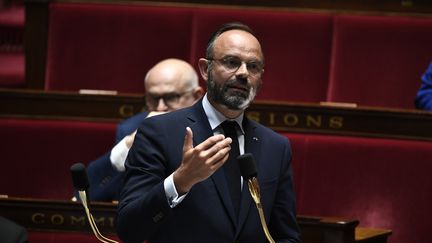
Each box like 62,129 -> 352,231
85,152 -> 123,201
116,118 -> 174,243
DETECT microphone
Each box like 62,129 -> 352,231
70,163 -> 118,243
237,153 -> 275,243
70,163 -> 90,205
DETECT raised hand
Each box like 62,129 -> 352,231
173,127 -> 232,195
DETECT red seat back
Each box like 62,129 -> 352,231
45,3 -> 194,93
327,15 -> 432,109
0,118 -> 116,199
190,7 -> 333,103
295,134 -> 432,243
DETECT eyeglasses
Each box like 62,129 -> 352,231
145,90 -> 193,108
207,56 -> 264,75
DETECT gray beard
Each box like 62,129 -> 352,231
207,71 -> 257,110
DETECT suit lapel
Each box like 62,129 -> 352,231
186,101 -> 238,226
236,118 -> 261,236
186,102 -> 213,146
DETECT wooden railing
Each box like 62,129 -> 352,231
0,197 -> 391,243
2,88 -> 432,141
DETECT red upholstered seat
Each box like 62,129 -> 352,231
190,8 -> 333,103
0,6 -> 25,88
41,3 -> 432,109
289,134 -> 432,243
0,6 -> 24,27
279,133 -> 308,202
0,118 -> 116,199
45,3 -> 334,101
0,52 -> 24,87
45,3 -> 194,93
327,15 -> 432,109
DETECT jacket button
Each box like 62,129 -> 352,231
152,212 -> 164,223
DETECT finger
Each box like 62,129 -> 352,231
183,127 -> 194,153
205,139 -> 232,164
194,134 -> 226,151
209,150 -> 230,170
201,137 -> 232,159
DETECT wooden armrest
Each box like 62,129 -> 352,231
356,227 -> 392,243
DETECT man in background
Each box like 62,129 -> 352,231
415,61 -> 432,110
83,58 -> 203,201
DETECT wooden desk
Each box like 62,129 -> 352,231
0,197 -> 390,243
2,88 -> 432,141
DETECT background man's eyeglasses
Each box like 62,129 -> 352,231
145,90 -> 193,108
207,56 -> 264,75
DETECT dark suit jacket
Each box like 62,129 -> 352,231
85,111 -> 149,201
117,100 -> 300,243
0,217 -> 28,243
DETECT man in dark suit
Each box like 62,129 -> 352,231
82,58 -> 204,201
415,61 -> 432,110
117,22 -> 300,243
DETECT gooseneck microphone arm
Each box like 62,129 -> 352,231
238,153 -> 275,243
70,163 -> 118,243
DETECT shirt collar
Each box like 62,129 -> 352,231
202,93 -> 245,134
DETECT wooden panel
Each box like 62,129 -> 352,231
0,197 -> 377,243
0,197 -> 117,234
0,89 -> 145,121
247,101 -> 432,141
2,89 -> 432,141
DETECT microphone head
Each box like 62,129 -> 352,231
70,163 -> 89,191
237,153 -> 257,180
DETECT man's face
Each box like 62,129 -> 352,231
145,75 -> 196,112
207,30 -> 264,110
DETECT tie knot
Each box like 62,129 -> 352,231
221,120 -> 238,137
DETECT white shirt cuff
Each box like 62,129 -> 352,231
164,173 -> 187,208
110,138 -> 130,172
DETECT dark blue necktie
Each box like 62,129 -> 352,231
221,120 -> 241,217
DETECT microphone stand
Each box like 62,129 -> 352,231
78,191 -> 118,243
71,163 -> 118,243
247,177 -> 275,243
